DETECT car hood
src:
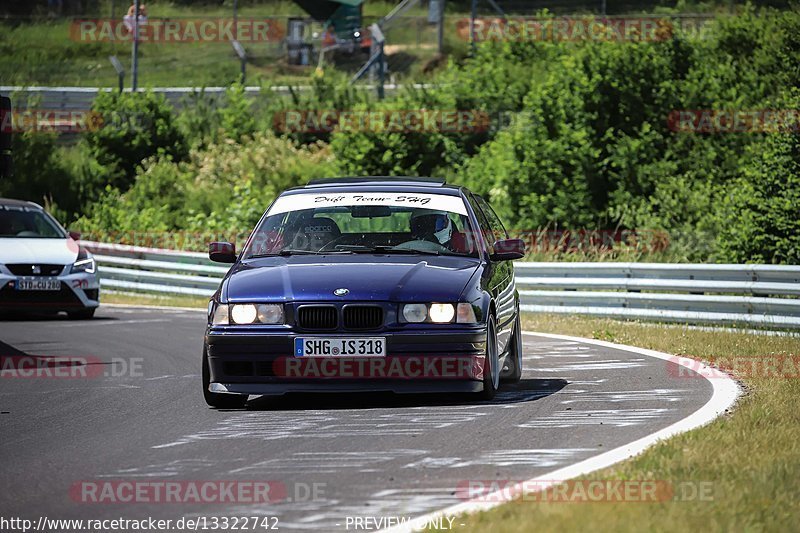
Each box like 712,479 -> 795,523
0,238 -> 79,266
224,255 -> 481,303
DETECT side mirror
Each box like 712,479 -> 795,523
68,230 -> 81,241
209,241 -> 236,263
490,238 -> 526,261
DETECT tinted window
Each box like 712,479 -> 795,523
466,192 -> 494,254
475,195 -> 508,242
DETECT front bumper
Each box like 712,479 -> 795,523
0,271 -> 100,312
206,328 -> 487,396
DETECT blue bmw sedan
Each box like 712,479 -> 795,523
203,177 -> 525,408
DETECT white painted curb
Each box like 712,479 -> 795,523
380,331 -> 741,533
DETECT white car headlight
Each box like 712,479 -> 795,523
257,304 -> 284,324
429,303 -> 455,323
402,302 -> 477,324
71,257 -> 96,274
402,303 -> 428,323
212,303 -> 285,325
231,304 -> 258,324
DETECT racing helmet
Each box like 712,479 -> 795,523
410,210 -> 453,245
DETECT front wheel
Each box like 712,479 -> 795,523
202,348 -> 248,409
501,314 -> 523,383
476,316 -> 499,401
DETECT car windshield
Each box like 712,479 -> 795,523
0,205 -> 66,239
242,191 -> 480,258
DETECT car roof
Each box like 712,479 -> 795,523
0,198 -> 43,209
285,177 -> 465,197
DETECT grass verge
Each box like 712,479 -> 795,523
456,314 -> 800,532
101,290 -> 207,309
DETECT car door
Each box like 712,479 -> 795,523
473,194 -> 516,353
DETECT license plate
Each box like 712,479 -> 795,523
294,337 -> 387,357
16,279 -> 61,291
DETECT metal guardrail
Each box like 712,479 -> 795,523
82,241 -> 800,329
514,262 -> 800,328
83,241 -> 228,297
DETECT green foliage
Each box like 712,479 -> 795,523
0,131 -> 77,217
5,8 -> 798,263
219,83 -> 257,142
85,91 -> 187,190
75,132 -> 336,242
716,94 -> 800,263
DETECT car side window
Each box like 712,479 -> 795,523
466,193 -> 495,254
475,195 -> 508,244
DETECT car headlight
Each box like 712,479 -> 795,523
212,304 -> 229,325
256,304 -> 284,324
456,303 -> 478,323
71,256 -> 96,274
211,303 -> 284,325
429,303 -> 455,323
402,303 -> 428,323
401,303 -> 477,324
231,304 -> 258,324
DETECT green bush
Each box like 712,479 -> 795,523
75,131 -> 336,243
0,131 -> 77,219
85,90 -> 187,191
716,93 -> 800,263
46,8 -> 800,263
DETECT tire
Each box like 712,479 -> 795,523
68,308 -> 96,320
477,315 -> 499,401
202,348 -> 248,409
501,314 -> 523,384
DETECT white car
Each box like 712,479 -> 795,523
0,198 -> 99,319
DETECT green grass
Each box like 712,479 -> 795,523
1,0 -> 741,88
102,290 -> 207,309
457,313 -> 800,532
0,1 -> 451,87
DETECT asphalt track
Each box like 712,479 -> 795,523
0,306 -> 720,532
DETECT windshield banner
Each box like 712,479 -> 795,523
268,192 -> 468,216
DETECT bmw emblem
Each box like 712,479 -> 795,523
333,288 -> 349,297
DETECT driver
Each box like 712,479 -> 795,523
289,216 -> 341,251
409,211 -> 453,248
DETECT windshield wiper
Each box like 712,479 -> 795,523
334,245 -> 441,256
248,249 -> 351,258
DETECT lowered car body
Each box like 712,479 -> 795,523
203,178 -> 525,408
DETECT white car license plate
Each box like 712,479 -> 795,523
16,279 -> 61,291
294,337 -> 386,357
